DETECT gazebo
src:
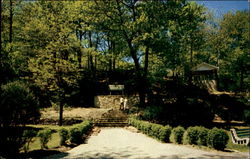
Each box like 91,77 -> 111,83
191,63 -> 219,92
191,62 -> 219,76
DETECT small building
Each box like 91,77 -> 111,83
108,84 -> 124,95
191,62 -> 219,76
191,63 -> 219,92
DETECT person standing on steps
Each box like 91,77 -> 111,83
120,97 -> 124,110
124,98 -> 128,110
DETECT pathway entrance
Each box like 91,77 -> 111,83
46,128 -> 248,159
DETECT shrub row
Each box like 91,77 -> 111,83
129,118 -> 229,150
59,120 -> 93,145
129,118 -> 172,142
183,126 -> 229,150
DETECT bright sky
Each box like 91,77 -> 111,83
197,1 -> 249,17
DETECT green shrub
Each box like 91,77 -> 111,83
184,127 -> 200,145
37,129 -> 52,149
244,109 -> 250,125
207,128 -> 229,150
59,128 -> 69,146
69,127 -> 81,144
184,126 -> 209,146
129,118 -> 171,142
69,120 -> 92,144
151,124 -> 161,137
171,126 -> 185,144
159,126 -> 172,143
142,106 -> 163,121
0,81 -> 40,126
197,127 -> 209,146
22,129 -> 37,153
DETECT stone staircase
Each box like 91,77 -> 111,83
94,109 -> 128,127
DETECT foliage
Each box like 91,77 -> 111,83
37,129 -> 53,149
0,81 -> 40,126
69,120 -> 93,144
243,109 -> 250,125
144,83 -> 214,127
203,11 -> 250,91
183,126 -> 200,145
207,127 -> 229,150
22,129 -> 37,153
69,127 -> 81,144
159,125 -> 172,143
141,105 -> 163,121
183,126 -> 208,146
171,126 -> 185,144
197,127 -> 209,146
0,127 -> 26,157
129,118 -> 172,143
59,128 -> 69,146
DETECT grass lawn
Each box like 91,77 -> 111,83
27,132 -> 60,151
24,125 -> 72,152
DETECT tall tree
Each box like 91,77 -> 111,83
85,0 -> 167,106
18,1 -> 80,125
0,0 -> 2,60
219,11 -> 250,91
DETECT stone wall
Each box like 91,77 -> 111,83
94,95 -> 139,109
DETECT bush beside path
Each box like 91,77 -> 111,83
45,128 -> 248,159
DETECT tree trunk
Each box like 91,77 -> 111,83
59,100 -> 63,126
144,46 -> 149,78
77,31 -> 83,69
77,49 -> 82,69
9,0 -> 13,43
240,70 -> 244,90
112,42 -> 116,71
113,58 -> 116,71
0,0 -> 2,58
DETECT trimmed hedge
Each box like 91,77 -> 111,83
129,118 -> 172,142
59,128 -> 69,145
37,129 -> 53,149
207,127 -> 229,150
23,129 -> 37,152
69,120 -> 93,144
197,127 -> 209,146
130,118 -> 230,151
171,126 -> 185,144
184,126 -> 209,146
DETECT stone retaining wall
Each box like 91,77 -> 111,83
94,95 -> 139,109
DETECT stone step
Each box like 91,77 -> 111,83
94,109 -> 128,127
95,122 -> 128,127
94,117 -> 128,127
95,119 -> 127,122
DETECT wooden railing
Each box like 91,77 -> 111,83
230,128 -> 250,146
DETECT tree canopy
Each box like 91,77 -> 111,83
0,0 -> 249,124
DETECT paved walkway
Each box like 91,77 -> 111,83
46,128 -> 249,159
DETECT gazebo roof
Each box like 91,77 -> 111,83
192,63 -> 218,75
192,63 -> 218,72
